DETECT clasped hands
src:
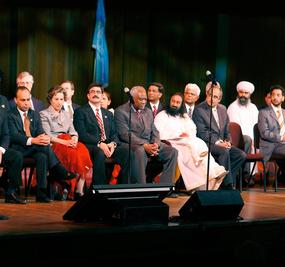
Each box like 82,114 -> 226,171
31,134 -> 51,146
217,139 -> 231,149
144,143 -> 159,157
98,142 -> 116,158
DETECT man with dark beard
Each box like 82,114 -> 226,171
227,81 -> 258,185
154,92 -> 228,192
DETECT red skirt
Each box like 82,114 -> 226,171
52,134 -> 93,177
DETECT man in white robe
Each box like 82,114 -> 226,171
227,81 -> 259,184
154,92 -> 228,191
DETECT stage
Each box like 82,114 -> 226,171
1,187 -> 285,266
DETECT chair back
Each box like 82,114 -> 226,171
253,123 -> 260,150
229,122 -> 245,150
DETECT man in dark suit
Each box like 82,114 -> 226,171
0,108 -> 25,204
258,85 -> 285,176
192,81 -> 246,189
146,82 -> 164,118
9,71 -> 45,112
73,83 -> 130,185
114,85 -> 178,184
0,94 -> 9,111
60,80 -> 80,118
8,86 -> 76,202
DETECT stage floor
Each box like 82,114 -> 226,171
1,186 -> 285,266
1,187 -> 285,236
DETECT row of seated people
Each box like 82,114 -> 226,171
3,74 -> 284,203
0,79 -> 247,205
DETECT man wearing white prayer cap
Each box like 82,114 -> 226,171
183,83 -> 201,119
227,81 -> 259,186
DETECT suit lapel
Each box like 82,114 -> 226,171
269,107 -> 278,123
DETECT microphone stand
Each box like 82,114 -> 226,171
127,98 -> 132,184
206,82 -> 215,191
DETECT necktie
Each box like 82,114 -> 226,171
188,107 -> 192,119
153,105 -> 157,117
67,104 -> 73,119
95,108 -> 106,141
23,112 -> 32,137
277,109 -> 285,137
212,108 -> 220,128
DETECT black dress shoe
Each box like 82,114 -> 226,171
5,193 -> 27,204
36,195 -> 52,203
73,192 -> 84,201
220,184 -> 234,190
50,163 -> 78,181
0,215 -> 9,220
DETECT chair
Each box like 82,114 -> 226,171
253,123 -> 281,192
0,157 -> 36,197
23,157 -> 36,197
229,122 -> 267,192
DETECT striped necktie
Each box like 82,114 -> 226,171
188,107 -> 192,119
96,108 -> 106,141
153,105 -> 157,117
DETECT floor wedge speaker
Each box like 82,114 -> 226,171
63,183 -> 174,225
179,190 -> 244,221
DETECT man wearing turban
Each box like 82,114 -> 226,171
227,81 -> 259,186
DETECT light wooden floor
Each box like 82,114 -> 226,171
1,186 -> 285,236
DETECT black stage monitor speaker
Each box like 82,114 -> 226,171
179,190 -> 244,221
63,183 -> 174,225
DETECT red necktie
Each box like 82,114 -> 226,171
153,105 -> 157,117
95,108 -> 106,141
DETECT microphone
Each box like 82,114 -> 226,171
205,70 -> 217,85
124,87 -> 130,96
124,87 -> 133,103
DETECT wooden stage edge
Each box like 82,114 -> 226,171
1,187 -> 285,266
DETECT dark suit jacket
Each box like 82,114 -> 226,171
114,102 -> 160,146
0,95 -> 10,111
9,96 -> 45,113
8,107 -> 45,151
192,101 -> 231,146
258,105 -> 285,161
73,103 -> 119,146
0,108 -> 10,150
146,101 -> 164,117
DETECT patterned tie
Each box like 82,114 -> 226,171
153,105 -> 157,118
23,112 -> 32,137
96,108 -> 106,141
277,109 -> 285,137
212,108 -> 220,128
188,107 -> 192,119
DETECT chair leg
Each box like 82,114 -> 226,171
261,161 -> 266,192
25,167 -> 34,197
239,168 -> 242,192
275,166 -> 280,192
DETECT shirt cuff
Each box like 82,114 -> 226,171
26,137 -> 32,146
0,147 -> 6,154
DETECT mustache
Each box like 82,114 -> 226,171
92,95 -> 100,99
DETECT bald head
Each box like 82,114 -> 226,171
130,86 -> 147,110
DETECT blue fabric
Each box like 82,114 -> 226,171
92,0 -> 109,87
